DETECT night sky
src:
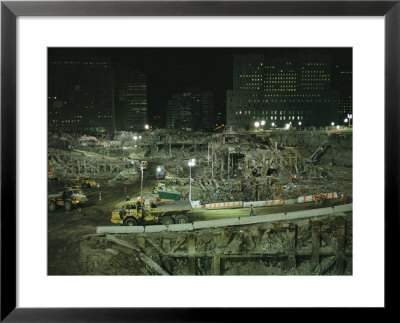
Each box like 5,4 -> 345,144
48,48 -> 352,126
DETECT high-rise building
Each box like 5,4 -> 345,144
114,67 -> 148,131
332,65 -> 352,122
167,89 -> 214,130
48,57 -> 115,135
227,53 -> 343,130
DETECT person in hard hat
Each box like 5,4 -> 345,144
340,190 -> 346,205
315,193 -> 320,206
320,193 -> 326,206
249,204 -> 255,216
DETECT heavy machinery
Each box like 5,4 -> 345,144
155,165 -> 165,179
111,199 -> 192,226
48,189 -> 88,212
153,182 -> 166,194
65,176 -> 97,188
305,142 -> 328,164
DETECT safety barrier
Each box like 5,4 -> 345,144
297,192 -> 338,204
96,203 -> 353,234
190,200 -> 203,209
203,201 -> 242,209
243,199 -> 284,208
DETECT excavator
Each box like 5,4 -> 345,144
305,142 -> 328,164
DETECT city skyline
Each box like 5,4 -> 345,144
48,48 -> 352,133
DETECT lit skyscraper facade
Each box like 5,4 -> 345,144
332,65 -> 353,122
227,53 -> 342,130
167,89 -> 214,130
114,67 -> 148,131
48,57 -> 115,135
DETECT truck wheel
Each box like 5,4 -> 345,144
48,201 -> 56,212
64,200 -> 72,211
124,218 -> 137,226
161,216 -> 174,226
175,215 -> 188,224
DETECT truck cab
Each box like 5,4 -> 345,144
111,201 -> 144,226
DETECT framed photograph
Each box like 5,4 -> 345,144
1,0 -> 397,320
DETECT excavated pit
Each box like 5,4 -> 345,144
48,129 -> 352,275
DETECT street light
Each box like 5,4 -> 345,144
145,124 -> 149,130
254,122 -> 260,130
347,114 -> 353,127
298,121 -> 302,130
140,166 -> 144,196
188,158 -> 196,201
261,120 -> 265,130
271,122 -> 275,129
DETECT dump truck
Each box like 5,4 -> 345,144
111,199 -> 192,226
65,176 -> 97,188
48,189 -> 88,212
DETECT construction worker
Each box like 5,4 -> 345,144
249,204 -> 255,216
321,193 -> 326,206
315,194 -> 320,206
318,193 -> 323,206
340,190 -> 346,204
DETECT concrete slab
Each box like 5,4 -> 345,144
239,213 -> 287,225
144,225 -> 169,233
284,199 -> 297,205
193,217 -> 240,229
285,203 -> 352,221
96,226 -> 145,234
167,223 -> 194,231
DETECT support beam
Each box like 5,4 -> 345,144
311,220 -> 321,267
286,223 -> 297,269
213,256 -> 221,275
187,236 -> 196,275
336,216 -> 346,274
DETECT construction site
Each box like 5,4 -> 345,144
48,128 -> 352,276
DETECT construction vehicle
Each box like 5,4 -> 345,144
48,189 -> 88,212
153,182 -> 166,194
65,176 -> 97,188
155,165 -> 165,179
305,142 -> 328,164
111,199 -> 192,226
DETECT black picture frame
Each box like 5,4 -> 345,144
1,0 -> 398,321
